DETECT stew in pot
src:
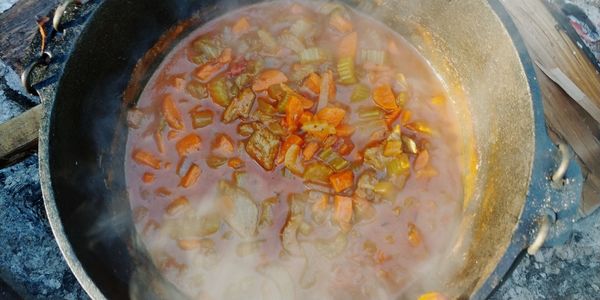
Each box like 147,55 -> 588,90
125,1 -> 464,298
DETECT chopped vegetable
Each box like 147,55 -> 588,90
278,134 -> 303,164
318,147 -> 349,171
360,49 -> 386,65
363,144 -> 386,170
162,95 -> 184,130
333,195 -> 353,232
166,196 -> 189,216
232,17 -> 250,35
208,76 -> 231,107
245,127 -> 281,170
228,157 -> 245,169
223,88 -> 256,123
153,130 -> 165,154
299,47 -> 327,64
279,33 -> 305,54
387,154 -> 410,176
335,124 -> 355,137
212,133 -> 234,157
372,85 -> 399,111
185,81 -> 208,100
206,155 -> 227,169
218,180 -> 258,238
179,164 -> 201,188
302,120 -> 336,137
132,149 -> 161,169
252,69 -> 288,92
329,170 -> 353,193
176,134 -> 202,157
303,162 -> 334,185
284,144 -> 304,175
316,106 -> 346,128
290,19 -> 313,37
401,135 -> 418,154
303,141 -> 319,161
303,72 -> 321,94
337,56 -> 357,84
189,108 -> 214,129
383,140 -> 403,157
285,94 -> 304,131
237,122 -> 255,137
142,172 -> 155,183
177,238 -> 215,251
194,48 -> 232,81
350,84 -> 371,103
338,31 -> 357,58
357,106 -> 384,120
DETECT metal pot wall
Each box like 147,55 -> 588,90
0,0 -> 583,299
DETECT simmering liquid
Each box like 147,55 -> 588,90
125,1 -> 464,298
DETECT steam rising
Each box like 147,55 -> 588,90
80,0 -> 478,299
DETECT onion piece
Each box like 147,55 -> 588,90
315,233 -> 348,259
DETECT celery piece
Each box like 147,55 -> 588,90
351,84 -> 370,103
337,56 -> 357,85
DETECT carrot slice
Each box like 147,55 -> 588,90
232,17 -> 250,35
252,69 -> 288,92
372,85 -> 398,111
166,196 -> 190,215
329,170 -> 354,193
303,72 -> 321,94
337,32 -> 357,58
162,95 -> 184,130
179,164 -> 201,188
228,157 -> 245,169
142,172 -> 155,183
333,195 -> 353,232
335,124 -> 355,137
153,131 -> 165,154
193,48 -> 232,81
176,134 -> 202,157
301,96 -> 314,109
285,95 -> 304,131
277,134 -> 304,164
211,133 -> 234,157
316,106 -> 346,127
385,109 -> 402,127
302,141 -> 319,161
132,149 -> 161,169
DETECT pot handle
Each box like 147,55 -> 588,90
0,105 -> 43,168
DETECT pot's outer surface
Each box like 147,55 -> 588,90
31,0 -> 583,299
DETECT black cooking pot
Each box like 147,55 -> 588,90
0,0 -> 584,299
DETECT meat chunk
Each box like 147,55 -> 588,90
223,88 -> 256,123
245,127 -> 280,170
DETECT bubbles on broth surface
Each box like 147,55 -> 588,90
124,1 -> 465,299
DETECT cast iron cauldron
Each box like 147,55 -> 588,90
0,0 -> 583,298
